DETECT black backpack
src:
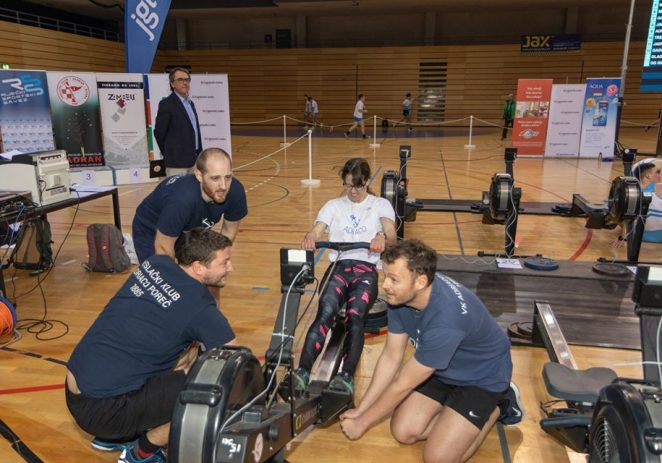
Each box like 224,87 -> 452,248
84,224 -> 131,273
12,218 -> 53,271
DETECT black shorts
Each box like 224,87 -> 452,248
66,370 -> 187,441
415,376 -> 504,430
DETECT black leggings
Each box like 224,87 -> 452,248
299,259 -> 378,376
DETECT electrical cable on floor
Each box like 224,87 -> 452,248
11,193 -> 82,341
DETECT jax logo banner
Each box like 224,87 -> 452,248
125,0 -> 171,73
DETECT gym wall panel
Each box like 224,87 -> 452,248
156,41 -> 662,126
0,21 -> 124,72
3,20 -> 661,127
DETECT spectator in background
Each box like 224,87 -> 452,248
154,68 -> 202,177
501,94 -> 516,141
345,94 -> 369,139
309,96 -> 319,129
394,93 -> 414,132
304,94 -> 312,128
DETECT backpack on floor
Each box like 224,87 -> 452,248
84,224 -> 131,273
12,218 -> 53,271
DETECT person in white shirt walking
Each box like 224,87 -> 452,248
345,94 -> 369,139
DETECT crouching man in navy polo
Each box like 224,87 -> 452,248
340,239 -> 523,463
66,229 -> 238,463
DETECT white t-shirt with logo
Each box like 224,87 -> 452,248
316,194 -> 395,264
353,100 -> 365,119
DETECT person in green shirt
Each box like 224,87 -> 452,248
501,94 -> 516,140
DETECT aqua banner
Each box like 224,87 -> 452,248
579,78 -> 621,159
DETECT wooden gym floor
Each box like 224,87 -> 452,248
0,127 -> 659,462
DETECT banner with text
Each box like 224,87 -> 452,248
512,79 -> 553,156
192,74 -> 232,156
47,71 -> 104,167
125,0 -> 171,73
579,78 -> 621,159
544,84 -> 585,158
0,69 -> 55,153
97,73 -> 148,168
146,73 -> 232,160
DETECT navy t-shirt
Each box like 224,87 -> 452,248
388,273 -> 512,392
133,173 -> 247,244
68,255 -> 235,398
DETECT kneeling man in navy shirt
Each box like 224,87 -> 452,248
66,228 -> 237,463
132,147 -> 247,263
340,239 -> 523,463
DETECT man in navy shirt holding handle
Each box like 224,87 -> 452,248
132,147 -> 247,263
66,228 -> 237,463
340,239 -> 523,463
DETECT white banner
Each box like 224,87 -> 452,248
191,74 -> 232,156
544,84 -> 585,158
146,73 -> 232,160
96,73 -> 148,168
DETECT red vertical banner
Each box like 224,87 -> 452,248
512,79 -> 553,156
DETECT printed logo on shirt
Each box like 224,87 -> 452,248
439,275 -> 468,314
200,218 -> 216,229
344,213 -> 367,235
408,328 -> 421,350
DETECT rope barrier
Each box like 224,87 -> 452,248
620,118 -> 660,128
231,116 -> 285,125
472,116 -> 507,129
233,130 -> 309,171
229,113 -> 661,132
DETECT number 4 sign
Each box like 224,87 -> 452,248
130,168 -> 141,183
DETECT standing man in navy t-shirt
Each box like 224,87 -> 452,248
66,228 -> 237,463
340,239 -> 524,463
132,147 -> 247,263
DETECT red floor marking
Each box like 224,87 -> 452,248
568,229 -> 593,261
0,383 -> 65,395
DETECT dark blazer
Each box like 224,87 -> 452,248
154,92 -> 202,168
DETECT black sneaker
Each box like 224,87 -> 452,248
499,382 -> 524,425
328,371 -> 354,395
278,367 -> 310,400
344,131 -> 350,138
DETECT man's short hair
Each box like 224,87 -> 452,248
632,159 -> 656,181
195,147 -> 232,174
168,67 -> 191,82
382,239 -> 437,287
175,228 -> 232,266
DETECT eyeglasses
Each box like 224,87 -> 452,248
342,183 -> 366,191
174,77 -> 191,83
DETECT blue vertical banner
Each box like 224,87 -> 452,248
125,0 -> 171,73
0,70 -> 55,153
578,78 -> 621,159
